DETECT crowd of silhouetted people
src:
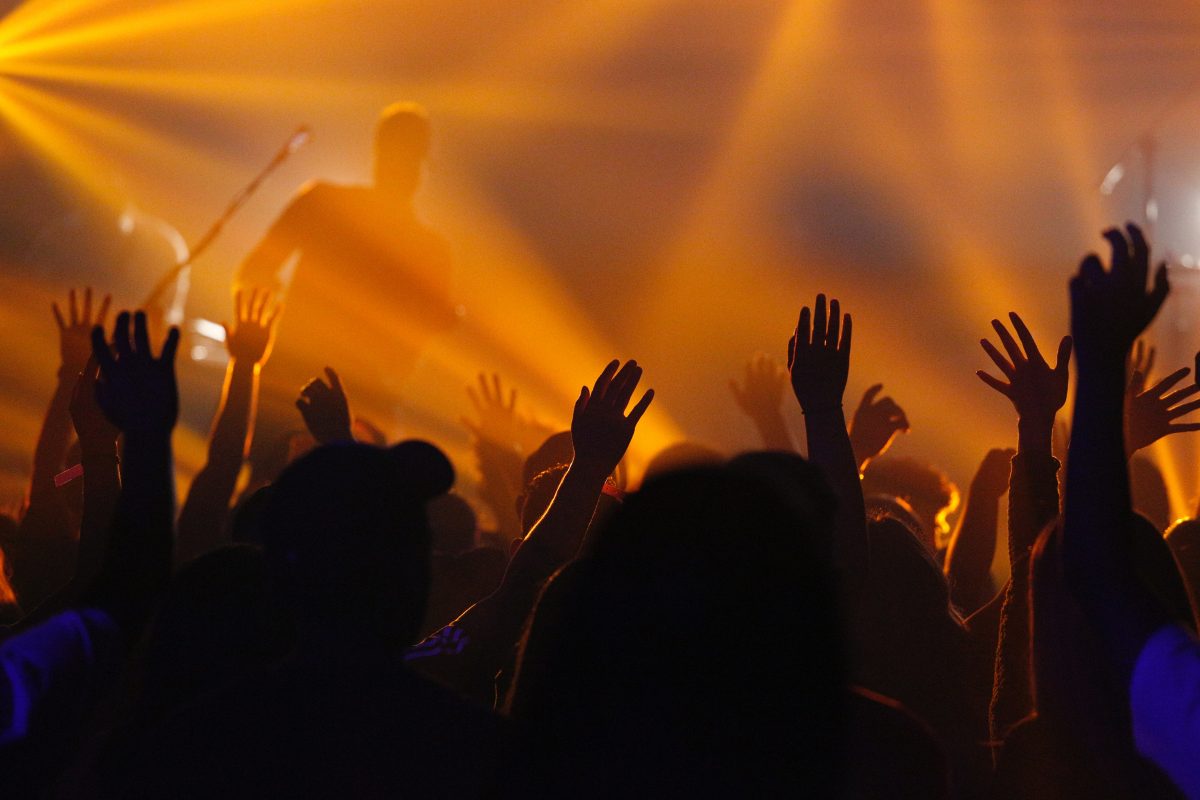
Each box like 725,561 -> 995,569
5,219 -> 1200,798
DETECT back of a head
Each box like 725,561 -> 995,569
642,441 -> 725,482
374,101 -> 430,194
521,431 -> 572,488
728,450 -> 838,560
509,466 -> 845,795
1166,518 -> 1200,621
1129,512 -> 1194,631
851,517 -> 963,710
861,457 -> 959,547
859,516 -> 953,627
519,463 -> 569,535
261,440 -> 452,646
376,100 -> 429,148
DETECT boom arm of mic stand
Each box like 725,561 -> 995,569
142,128 -> 310,310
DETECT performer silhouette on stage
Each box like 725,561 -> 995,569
237,102 -> 455,413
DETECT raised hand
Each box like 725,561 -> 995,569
729,354 -> 787,421
296,367 -> 352,444
1070,223 -> 1168,366
90,311 -> 179,436
788,293 -> 851,413
849,384 -> 909,469
53,287 -> 111,374
571,360 -> 653,476
69,357 -> 118,451
463,372 -> 553,453
977,312 -> 1071,428
1125,366 -> 1200,455
224,288 -> 280,366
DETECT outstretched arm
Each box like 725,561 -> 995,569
175,289 -> 279,565
407,360 -> 652,701
25,291 -> 109,519
1059,226 -> 1200,798
16,289 -> 110,607
729,354 -> 793,451
1062,224 -> 1170,682
944,447 -> 1012,615
296,367 -> 353,444
462,373 -> 556,541
0,312 -> 179,752
13,360 -> 121,629
510,360 -> 652,570
787,294 -> 867,586
67,359 -> 121,594
974,311 -> 1071,740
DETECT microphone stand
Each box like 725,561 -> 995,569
142,126 -> 311,316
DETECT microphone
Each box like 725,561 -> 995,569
287,125 -> 311,154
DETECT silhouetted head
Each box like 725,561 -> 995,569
261,440 -> 453,648
865,494 -> 926,541
519,464 -> 569,534
521,431 -> 572,488
230,485 -> 272,546
1129,512 -> 1194,630
1166,517 -> 1200,621
728,450 -> 837,559
861,457 -> 959,550
373,102 -> 430,199
850,516 -> 972,744
856,516 -> 955,637
508,465 -> 845,794
642,441 -> 725,481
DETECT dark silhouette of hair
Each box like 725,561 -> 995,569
521,431 -> 572,488
261,440 -> 453,646
850,517 -> 990,794
506,465 -> 846,796
1128,512 -> 1194,631
861,457 -> 959,548
229,484 -> 272,546
109,440 -> 507,798
642,440 -> 725,481
727,450 -> 837,560
1166,517 -> 1200,624
518,464 -> 569,535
